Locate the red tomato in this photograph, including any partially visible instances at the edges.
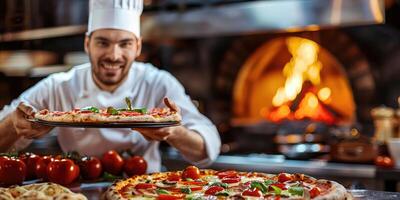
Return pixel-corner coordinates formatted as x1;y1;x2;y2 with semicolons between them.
25;154;43;180
180;181;207;186
167;173;181;182
157;194;182;200
79;156;103;180
47;159;80;185
190;186;203;191
242;188;262;197
375;156;394;168
135;183;156;190
0;156;26;186
101;150;124;175
181;166;200;180
277;173;292;182
217;170;238;179
309;187;321;198
205;186;224;195
123;156;147;177
221;176;241;184
35;156;55;180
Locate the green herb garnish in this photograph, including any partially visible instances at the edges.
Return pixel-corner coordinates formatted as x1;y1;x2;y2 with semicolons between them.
133;108;147;114
125;97;132;111
215;191;229;196
180;187;192;194
156;189;170;194
270;185;282;196
209;182;229;189
264;179;277;186
107;107;118;115
250;181;268;193
288;186;304;196
82;106;99;113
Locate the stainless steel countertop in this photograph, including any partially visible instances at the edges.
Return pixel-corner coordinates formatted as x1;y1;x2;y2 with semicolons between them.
164;152;376;179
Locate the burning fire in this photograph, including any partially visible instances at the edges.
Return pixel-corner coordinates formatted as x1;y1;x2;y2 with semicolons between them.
267;37;336;124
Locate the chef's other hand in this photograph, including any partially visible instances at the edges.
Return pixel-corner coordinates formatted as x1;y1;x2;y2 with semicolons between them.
10;102;53;139
133;126;184;142
163;97;179;112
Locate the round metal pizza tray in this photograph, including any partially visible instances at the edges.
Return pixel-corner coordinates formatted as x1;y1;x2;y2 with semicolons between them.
27;118;181;128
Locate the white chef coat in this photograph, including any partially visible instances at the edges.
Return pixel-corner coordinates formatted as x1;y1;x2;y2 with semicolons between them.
0;62;221;172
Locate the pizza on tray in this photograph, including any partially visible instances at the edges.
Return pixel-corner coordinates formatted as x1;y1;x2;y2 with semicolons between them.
0;182;87;200
104;166;351;200
34;98;181;123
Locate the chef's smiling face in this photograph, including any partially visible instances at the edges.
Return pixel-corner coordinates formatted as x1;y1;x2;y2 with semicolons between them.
85;29;141;91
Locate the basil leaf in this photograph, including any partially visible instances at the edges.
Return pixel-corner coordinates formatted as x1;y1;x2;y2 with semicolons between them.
215;191;229;196
185;196;204;200
125;97;132;111
210;182;229;189
156;189;170;194
270;185;282;196
288;186;304;196
180;187;192;194
107;107;118;115
102;172;122;181
264;180;277;186
82;106;99;113
250;181;268;193
133;108;147;114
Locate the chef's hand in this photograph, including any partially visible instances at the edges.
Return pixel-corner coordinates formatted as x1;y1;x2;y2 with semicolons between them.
133;97;180;141
10;102;53;139
133;126;184;141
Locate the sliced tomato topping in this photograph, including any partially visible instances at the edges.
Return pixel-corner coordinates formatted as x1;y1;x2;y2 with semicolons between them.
190;186;203;191
242;188;262;197
221;175;240;184
277;173;292;182
205;186;224;195
217;170;238;179
157;194;183;200
134;183;156;190
120;111;142;116
167;173;181;182
309;187;321;198
79;110;93;114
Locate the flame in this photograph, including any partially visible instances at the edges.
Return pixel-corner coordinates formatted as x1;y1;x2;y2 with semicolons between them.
267;37;336;124
272;37;321;107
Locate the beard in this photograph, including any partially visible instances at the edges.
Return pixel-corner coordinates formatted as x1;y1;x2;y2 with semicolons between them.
88;52;131;87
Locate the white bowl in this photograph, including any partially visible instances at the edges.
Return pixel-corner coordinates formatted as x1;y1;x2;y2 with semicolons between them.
388;138;400;168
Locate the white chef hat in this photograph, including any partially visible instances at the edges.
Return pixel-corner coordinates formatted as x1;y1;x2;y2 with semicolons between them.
87;0;143;38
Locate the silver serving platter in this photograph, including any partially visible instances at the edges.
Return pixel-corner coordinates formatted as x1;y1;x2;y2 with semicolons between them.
28;118;180;128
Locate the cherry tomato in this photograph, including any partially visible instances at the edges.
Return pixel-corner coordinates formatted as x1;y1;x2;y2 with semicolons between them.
205;186;224;195
221;175;241;184
25;154;44;180
101;150;124;175
242;188;262;197
181;166;200;180
375;156;394;168
123;156;147;177
135;183;156;190
35;156;55;180
47;159;80;185
277;173;292;182
157;194;182;200
309;187;321;198
217;170;238;179
167;173;181;182
79;156;103;180
0;156;26;186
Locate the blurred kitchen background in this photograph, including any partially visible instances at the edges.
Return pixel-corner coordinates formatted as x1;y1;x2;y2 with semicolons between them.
2;0;400;191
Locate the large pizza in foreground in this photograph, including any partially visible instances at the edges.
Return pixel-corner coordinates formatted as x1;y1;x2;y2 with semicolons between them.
104;166;351;200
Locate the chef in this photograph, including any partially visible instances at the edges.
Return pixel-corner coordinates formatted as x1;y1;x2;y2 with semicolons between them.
0;0;221;172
